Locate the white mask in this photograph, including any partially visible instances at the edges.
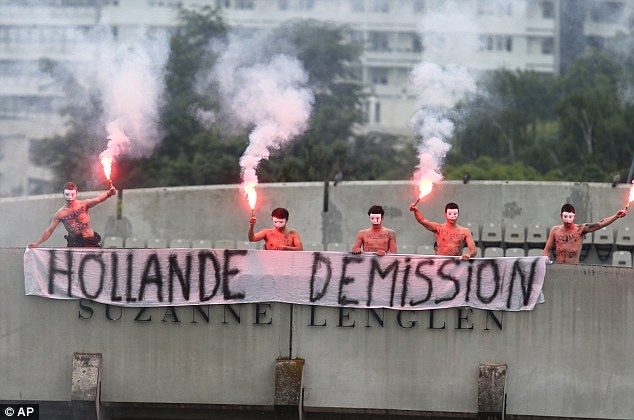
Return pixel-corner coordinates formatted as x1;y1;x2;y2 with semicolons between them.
63;189;77;202
561;212;575;224
445;209;459;222
272;217;287;229
369;213;382;225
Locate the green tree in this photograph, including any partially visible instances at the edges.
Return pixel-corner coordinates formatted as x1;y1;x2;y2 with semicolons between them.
556;47;633;181
123;6;244;188
256;21;419;183
30;59;107;190
451;69;559;166
258;20;367;182
32;6;241;190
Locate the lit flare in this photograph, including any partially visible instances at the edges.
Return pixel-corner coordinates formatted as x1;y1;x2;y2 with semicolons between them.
244;182;258;215
626;180;634;210
100;155;113;187
414;179;434;205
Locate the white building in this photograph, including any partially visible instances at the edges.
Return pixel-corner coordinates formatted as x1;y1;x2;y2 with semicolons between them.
0;0;632;196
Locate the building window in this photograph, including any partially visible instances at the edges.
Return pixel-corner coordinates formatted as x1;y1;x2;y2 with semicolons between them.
480;35;513;52
586;36;606;49
477;0;493;15
0;95;59;117
541;0;554;18
369;68;388;85
541;37;554;54
368;31;389;51
412;35;423;53
413;0;424;14
235;0;254;9
351;0;364;12
374;102;381;123
347;30;364;47
590;1;624;23
478;0;512;16
298;0;314;10
372;0;389;13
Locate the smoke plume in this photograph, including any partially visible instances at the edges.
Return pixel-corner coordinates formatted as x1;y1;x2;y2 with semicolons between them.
52;25;170;166
199;32;314;192
409;1;479;185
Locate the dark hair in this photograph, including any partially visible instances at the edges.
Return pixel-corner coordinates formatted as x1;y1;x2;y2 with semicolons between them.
445;202;459;212
63;182;77;191
271;207;289;220
367;205;385;216
561;204;575;214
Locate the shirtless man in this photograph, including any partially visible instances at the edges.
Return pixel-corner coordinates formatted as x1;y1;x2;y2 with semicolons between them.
409;202;477;260
248;207;303;251
543;204;627;264
352;205;397;256
29;181;117;248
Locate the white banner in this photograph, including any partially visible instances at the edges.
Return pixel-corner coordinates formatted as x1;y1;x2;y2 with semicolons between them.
24;248;546;311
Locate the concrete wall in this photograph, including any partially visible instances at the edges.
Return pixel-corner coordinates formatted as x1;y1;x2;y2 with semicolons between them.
1;247;634;419
3;180;633;250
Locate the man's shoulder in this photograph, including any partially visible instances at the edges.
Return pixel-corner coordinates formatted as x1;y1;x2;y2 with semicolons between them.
55;205;74;216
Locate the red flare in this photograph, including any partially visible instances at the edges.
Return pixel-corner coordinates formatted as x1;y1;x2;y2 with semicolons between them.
244;182;257;215
101;155;113;186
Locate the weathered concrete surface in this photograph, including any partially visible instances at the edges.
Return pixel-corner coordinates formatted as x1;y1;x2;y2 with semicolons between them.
71;352;102;420
71;353;102;401
275;358;305;420
477;363;506;415
274;359;305;406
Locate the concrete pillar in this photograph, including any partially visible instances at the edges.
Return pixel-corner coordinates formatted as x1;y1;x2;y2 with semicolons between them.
274;358;305;420
477;363;507;420
71;352;102;420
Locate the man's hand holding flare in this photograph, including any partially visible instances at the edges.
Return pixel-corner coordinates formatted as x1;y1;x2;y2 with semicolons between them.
249;215;257;226
106;185;117;198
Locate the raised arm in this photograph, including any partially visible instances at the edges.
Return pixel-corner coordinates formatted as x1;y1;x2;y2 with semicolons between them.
584;209;628;234
248;216;266;242
86;186;117;209
409;203;439;233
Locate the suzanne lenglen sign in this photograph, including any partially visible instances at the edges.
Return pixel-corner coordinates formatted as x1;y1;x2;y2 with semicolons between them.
24;248;546;315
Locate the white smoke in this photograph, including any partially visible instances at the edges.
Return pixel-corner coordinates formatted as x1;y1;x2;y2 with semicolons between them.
410;1;479;184
201;33;314;189
191;106;217;130
59;25;170;162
